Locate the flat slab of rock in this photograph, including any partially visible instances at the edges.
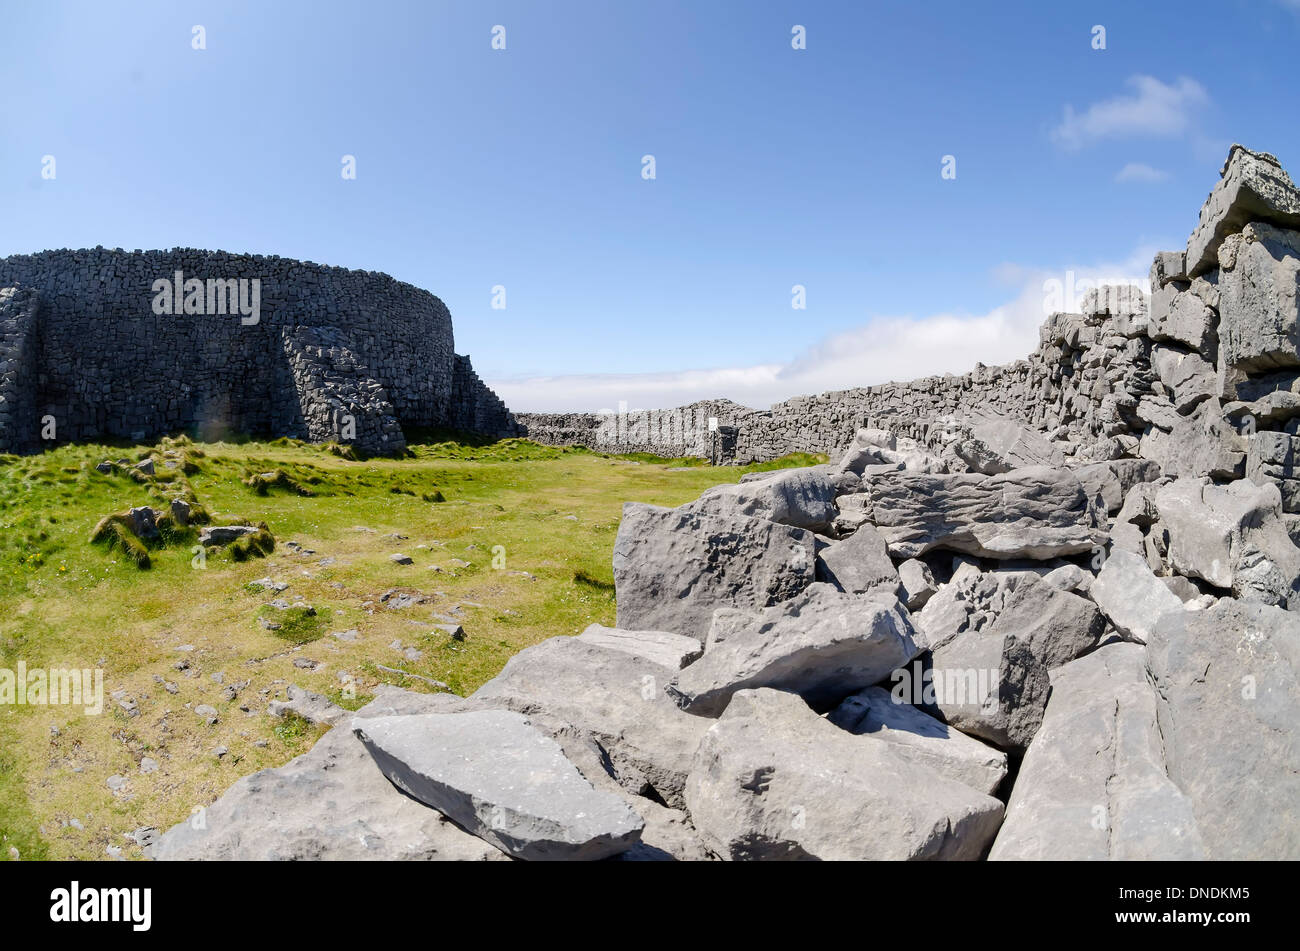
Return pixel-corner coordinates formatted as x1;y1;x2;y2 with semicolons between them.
1148;600;1300;859
685;689;1003;860
989;643;1204;860
467;636;711;808
897;558;937;609
353;709;644;861
503;727;708;862
152;687;505;860
966;410;1066;470
828;686;1007;795
198;524;258;546
613;502;816;639
866;466;1106;560
1089;548;1184;644
1186;144;1300;277
576;623;702;670
665;583;920;717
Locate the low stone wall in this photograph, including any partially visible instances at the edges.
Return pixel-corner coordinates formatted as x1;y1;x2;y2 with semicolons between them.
518;355;1088;466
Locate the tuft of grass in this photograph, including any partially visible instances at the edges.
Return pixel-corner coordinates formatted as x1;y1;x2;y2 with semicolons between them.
321;442;360;461
229;525;276;561
258;603;324;643
272;711;320;748
88;513;152;568
243;469;314;497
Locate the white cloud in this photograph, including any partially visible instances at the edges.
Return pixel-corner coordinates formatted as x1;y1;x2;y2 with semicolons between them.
1115;162;1169;184
489;245;1163;414
1051;75;1209;151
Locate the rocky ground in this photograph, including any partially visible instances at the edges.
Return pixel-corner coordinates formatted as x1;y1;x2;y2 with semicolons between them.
150;426;1299;860
152;143;1300;862
1;437;810;861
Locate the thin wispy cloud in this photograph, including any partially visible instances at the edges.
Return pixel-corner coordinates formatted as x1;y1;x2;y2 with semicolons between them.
491;245;1163;413
1115;162;1170;184
1051;75;1209;151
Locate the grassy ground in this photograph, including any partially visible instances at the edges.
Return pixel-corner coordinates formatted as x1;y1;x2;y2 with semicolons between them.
0;434;821;861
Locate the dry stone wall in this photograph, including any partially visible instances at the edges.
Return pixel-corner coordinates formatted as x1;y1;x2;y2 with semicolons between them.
0;285;41;451
0;247;519;454
520;145;1300;527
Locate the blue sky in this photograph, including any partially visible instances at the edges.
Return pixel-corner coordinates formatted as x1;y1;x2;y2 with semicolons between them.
2;0;1298;410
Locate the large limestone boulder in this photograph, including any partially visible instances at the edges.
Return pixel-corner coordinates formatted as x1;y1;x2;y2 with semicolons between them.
1110;481;1164;556
1186;144;1300;277
684;689;1003;860
1154;477;1300;606
665;583;920;717
927;577;1107;752
152;687;506;861
1151;344;1216;412
828;686;1007;795
1089;548;1185;644
612;502;816;639
1148;279;1217;355
1149;399;1247;480
467;636;710;808
1148;601;1300;858
989;643;1205;860
682;466;836;532
866;466;1106;560
897;557;938;609
1218;222;1300;374
1150;249;1188;289
815;523;900;596
353;710;644;861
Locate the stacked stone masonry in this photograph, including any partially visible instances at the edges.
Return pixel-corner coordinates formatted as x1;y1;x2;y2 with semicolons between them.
0;248;519;454
519;145;1300;517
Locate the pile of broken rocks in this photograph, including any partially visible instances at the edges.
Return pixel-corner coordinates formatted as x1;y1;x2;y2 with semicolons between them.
154;424;1300;861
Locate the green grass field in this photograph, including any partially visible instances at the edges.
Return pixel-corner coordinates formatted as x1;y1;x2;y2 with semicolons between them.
0;434;821;861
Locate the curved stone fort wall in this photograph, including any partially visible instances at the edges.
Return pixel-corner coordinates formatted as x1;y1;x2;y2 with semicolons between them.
0;248;517;453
